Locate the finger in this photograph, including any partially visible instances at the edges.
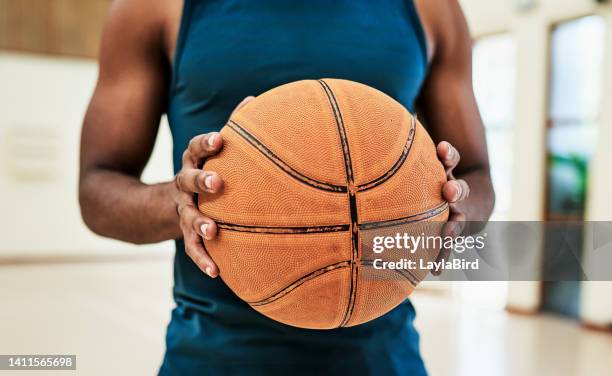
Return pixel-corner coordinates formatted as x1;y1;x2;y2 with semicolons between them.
456;180;470;202
176;191;195;217
192;217;218;241
176;169;223;194
231;96;255;117
444;216;466;237
179;203;219;242
450;210;473;234
187;132;224;160
442;179;470;203
432;247;450;276
183;231;219;278
433;222;455;276
442;180;461;203
182;149;196;169
433;219;465;276
437;141;460;173
179;203;199;232
179;206;219;277
448;211;467;227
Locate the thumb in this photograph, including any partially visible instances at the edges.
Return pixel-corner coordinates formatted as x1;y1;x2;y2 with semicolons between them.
231;96;255;117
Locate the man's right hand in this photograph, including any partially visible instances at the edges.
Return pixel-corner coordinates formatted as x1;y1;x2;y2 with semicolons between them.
173;97;253;278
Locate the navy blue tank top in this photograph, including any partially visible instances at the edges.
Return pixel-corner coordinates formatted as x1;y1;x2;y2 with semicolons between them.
162;1;429;374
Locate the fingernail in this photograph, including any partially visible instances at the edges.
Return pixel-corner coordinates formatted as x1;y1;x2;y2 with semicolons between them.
205;266;212;277
447;144;453;159
205;175;213;189
200;224;209;238
208;133;217;147
455;183;462;200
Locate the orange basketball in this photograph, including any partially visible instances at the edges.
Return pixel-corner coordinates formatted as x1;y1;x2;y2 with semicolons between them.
199;79;448;329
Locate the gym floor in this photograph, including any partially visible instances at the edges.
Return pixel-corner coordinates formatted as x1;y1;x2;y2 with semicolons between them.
1;258;609;376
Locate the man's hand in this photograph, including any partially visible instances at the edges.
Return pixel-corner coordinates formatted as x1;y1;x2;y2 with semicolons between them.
173;97;253;278
433;141;470;275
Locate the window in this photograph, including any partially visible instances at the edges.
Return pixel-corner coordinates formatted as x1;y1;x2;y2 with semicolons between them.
546;16;605;220
542;15;606;318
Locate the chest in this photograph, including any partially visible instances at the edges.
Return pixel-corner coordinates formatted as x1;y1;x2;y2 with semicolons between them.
170;0;428;113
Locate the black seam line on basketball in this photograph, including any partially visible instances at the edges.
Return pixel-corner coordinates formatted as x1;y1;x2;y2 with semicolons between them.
216;222;350;234
317;80;354;183
358;202;450;231
317;79;359;328
226;120;347;193
394;268;419;286
248;261;351;307
357;116;417;192
360;260;419;287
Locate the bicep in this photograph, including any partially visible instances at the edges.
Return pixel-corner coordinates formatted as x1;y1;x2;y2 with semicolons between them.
80;0;169;178
417;0;489;174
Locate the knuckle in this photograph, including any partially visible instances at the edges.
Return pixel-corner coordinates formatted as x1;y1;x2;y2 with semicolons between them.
178;191;191;202
462;187;470;200
177;195;192;210
455;181;463;197
179;205;195;225
191;252;205;269
175;172;186;191
183;242;194;257
179;213;190;228
191;250;206;266
188;136;200;150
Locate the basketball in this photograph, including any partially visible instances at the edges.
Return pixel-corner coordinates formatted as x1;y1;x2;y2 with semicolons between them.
198;79;449;329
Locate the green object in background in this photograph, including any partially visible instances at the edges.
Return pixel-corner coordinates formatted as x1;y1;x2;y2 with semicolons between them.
547;153;589;217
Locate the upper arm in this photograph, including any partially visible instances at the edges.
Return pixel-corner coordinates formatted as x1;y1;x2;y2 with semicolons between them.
80;0;169;179
416;0;490;174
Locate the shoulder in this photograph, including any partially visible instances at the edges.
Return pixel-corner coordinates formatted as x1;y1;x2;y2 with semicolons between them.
106;0;168;33
103;0;181;60
414;0;472;63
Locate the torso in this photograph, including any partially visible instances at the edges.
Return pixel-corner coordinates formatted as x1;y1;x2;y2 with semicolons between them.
159;0;435;373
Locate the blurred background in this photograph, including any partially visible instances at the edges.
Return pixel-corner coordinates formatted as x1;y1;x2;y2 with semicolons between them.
0;0;611;375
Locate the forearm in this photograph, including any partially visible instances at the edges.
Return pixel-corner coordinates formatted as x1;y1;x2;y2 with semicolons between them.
79;169;181;244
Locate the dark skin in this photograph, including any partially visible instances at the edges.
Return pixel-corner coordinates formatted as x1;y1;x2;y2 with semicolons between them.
79;0;494;278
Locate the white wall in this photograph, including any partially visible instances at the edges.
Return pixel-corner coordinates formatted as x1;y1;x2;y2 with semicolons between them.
0;52;175;258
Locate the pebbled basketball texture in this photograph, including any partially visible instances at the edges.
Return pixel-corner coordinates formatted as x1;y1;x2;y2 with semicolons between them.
198;79;449;329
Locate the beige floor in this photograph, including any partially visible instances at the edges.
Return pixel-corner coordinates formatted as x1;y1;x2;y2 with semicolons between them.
0;260;610;376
